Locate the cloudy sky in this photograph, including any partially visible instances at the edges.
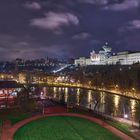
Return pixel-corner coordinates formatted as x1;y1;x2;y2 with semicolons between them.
0;0;140;60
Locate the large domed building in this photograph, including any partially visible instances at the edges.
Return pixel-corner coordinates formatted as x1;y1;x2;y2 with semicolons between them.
90;42;112;65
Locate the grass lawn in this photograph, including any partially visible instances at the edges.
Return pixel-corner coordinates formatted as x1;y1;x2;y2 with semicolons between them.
107;120;131;133
107;120;140;140
0;108;31;124
7;114;31;124
14;116;121;140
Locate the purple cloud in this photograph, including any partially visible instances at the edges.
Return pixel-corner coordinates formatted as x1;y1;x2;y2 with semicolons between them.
77;0;108;5
30;12;79;32
72;32;92;40
104;0;139;11
24;2;41;10
129;20;140;29
119;19;140;32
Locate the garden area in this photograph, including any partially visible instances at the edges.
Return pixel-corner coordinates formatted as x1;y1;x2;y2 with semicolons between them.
0;108;31;124
14;116;121;140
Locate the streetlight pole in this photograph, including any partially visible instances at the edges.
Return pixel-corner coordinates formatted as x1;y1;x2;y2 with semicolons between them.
132;88;136;98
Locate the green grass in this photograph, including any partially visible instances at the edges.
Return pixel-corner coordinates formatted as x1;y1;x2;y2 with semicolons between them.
69;108;139;139
107;121;140;140
107;120;130;133
7;114;30;124
0;108;31;124
107;120;140;140
14;116;121;140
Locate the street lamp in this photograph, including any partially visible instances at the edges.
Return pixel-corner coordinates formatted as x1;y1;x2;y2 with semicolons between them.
115;85;119;92
132;88;135;91
132;88;136;97
115;85;119;88
124;114;128;119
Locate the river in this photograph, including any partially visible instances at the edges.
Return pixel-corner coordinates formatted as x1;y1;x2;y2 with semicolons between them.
35;86;140;123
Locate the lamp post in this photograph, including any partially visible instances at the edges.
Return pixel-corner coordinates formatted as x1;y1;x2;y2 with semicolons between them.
115;84;119;91
132;88;136;98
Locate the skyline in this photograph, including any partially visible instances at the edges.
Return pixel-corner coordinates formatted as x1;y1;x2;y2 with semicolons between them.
0;0;140;60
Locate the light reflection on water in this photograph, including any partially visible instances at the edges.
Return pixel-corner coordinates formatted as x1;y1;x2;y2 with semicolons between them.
53;87;57;98
114;95;120;116
58;87;62;100
130;99;136;117
44;87;139;122
76;88;80;105
88;90;92;106
64;88;68;102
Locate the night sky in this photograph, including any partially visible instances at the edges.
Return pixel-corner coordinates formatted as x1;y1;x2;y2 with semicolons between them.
0;0;140;60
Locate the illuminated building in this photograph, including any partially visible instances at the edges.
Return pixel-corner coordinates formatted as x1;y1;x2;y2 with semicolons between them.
18;73;26;83
0;80;22;108
90;42;111;65
107;51;140;65
75;43;140;66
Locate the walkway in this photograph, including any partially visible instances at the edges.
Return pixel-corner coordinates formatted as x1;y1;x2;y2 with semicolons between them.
1;113;135;140
1;120;12;140
43;106;67;114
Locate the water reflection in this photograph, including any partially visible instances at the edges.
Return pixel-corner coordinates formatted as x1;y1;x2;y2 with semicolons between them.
76;88;80;105
114;95;120;116
130;99;136;118
88;90;92;107
53;87;57;98
64;88;68;102
41;87;140;122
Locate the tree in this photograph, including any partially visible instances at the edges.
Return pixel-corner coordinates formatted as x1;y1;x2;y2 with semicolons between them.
93;91;104;112
104;94;114;115
17;86;30;111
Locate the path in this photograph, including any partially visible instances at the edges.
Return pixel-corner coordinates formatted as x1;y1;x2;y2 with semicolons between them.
1;120;12;140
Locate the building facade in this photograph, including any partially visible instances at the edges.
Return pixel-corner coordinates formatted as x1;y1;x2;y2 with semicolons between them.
108;51;140;65
74;43;140;66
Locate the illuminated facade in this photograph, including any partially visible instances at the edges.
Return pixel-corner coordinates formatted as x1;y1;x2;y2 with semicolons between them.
75;43;140;66
90;42;111;65
107;51;140;65
75;43;111;66
74;57;92;66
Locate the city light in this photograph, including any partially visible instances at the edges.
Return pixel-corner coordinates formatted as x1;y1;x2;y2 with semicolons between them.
124;114;128;119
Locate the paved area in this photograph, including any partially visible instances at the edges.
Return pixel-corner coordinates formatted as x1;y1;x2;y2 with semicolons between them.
1;113;135;140
43;106;67;114
114;117;139;127
1;120;12;140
